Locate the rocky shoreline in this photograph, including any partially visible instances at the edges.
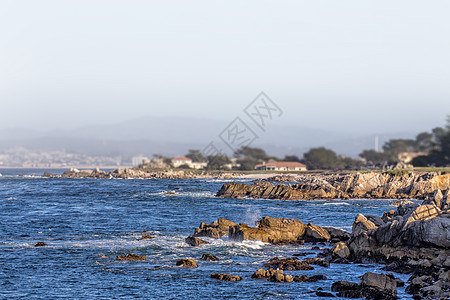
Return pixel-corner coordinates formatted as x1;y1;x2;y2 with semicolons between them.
217;171;450;200
44;167;243;179
186;188;449;299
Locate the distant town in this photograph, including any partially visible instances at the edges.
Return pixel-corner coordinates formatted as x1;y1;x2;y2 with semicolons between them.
0;117;448;170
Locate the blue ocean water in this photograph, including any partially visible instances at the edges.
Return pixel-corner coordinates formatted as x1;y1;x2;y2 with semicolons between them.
0;169;414;299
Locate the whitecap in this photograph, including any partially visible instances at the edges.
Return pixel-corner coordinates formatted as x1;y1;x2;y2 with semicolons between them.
323;202;351;206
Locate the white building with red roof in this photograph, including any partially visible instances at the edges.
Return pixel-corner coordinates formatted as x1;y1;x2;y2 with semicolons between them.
255;160;307;171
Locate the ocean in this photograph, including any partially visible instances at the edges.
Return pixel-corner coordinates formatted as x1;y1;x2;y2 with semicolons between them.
0;169;413;299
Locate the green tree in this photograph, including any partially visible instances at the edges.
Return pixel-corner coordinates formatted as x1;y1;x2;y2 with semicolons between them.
382;139;416;162
411;117;450;167
415;132;434;152
282;155;301;162
206;155;231;170
185;149;206;162
234;146;271;170
339;156;364;170
359;150;390;165
302;147;339;170
234;146;268;160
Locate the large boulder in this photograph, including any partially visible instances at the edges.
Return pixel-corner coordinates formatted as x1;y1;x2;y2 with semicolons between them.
229;216;307;244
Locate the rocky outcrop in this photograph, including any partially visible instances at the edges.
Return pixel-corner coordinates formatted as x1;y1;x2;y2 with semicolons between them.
193;216;344;245
210;273;242;281
343;189;450;299
348;191;450;252
34;242;47;247
216;172;450;200
116;253;146;261
185;236;208;246
193;218;238;238
176;258;198;267
406;270;450;299
58;167;243;180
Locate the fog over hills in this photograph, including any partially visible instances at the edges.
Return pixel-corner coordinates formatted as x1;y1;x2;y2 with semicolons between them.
0;116;417;161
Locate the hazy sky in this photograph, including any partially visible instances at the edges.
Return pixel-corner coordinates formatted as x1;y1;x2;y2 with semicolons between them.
1;0;449;134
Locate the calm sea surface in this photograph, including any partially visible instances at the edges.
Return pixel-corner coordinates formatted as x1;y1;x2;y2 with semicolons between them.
0;169;414;299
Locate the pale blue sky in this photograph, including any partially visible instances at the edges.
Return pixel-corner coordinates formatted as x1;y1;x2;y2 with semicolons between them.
1;0;449;134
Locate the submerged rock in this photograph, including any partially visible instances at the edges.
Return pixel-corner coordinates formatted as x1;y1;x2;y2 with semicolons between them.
263;257;313;271
201;253;219;261
211;273;242;281
139;232;155;240
116;253;146;261
185;236;208;246
176;258;198;267
294;274;327;282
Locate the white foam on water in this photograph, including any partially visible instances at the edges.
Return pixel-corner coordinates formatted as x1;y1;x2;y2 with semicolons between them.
174;191;214;198
243;207;261;226
323;202;351;206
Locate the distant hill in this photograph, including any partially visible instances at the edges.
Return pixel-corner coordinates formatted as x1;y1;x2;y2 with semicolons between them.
0;115;417;159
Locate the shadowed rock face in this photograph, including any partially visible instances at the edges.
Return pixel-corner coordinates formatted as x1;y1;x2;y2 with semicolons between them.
216;172;450;200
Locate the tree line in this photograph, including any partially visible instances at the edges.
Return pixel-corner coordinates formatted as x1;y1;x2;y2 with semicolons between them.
163;116;449;170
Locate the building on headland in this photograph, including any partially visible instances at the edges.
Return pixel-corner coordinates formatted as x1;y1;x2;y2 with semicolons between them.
397;152;427;164
255;160;307;171
172;156;207;169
